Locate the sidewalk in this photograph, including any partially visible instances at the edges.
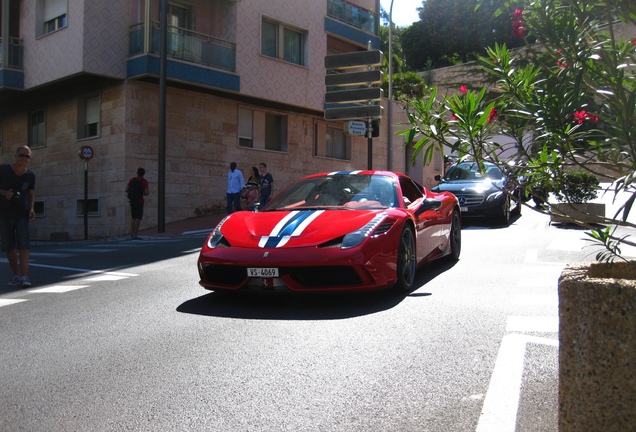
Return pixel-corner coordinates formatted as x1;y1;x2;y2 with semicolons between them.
136;211;225;239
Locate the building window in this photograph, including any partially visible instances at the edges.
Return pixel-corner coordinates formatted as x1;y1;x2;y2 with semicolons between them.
29;109;46;148
77;94;100;139
76;199;99;217
34;201;45;217
38;0;67;36
238;107;254;148
314;122;351;160
261;18;307;66
238;107;288;152
264;113;287;152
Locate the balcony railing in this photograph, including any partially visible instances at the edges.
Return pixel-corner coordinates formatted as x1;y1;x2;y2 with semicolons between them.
129;22;236;72
327;0;376;34
0;37;24;69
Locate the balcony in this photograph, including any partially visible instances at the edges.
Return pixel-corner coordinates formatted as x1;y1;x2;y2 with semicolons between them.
327;0;376;33
127;21;239;92
325;0;380;49
0;37;24;89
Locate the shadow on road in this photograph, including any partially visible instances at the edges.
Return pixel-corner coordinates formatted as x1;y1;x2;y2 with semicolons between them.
177;254;458;320
177;289;407;320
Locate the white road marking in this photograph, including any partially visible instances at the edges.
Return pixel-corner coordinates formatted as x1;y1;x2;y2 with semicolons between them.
30;252;75;258
506;316;559;333
513;294;558;306
85;275;129;282
29;285;90;293
0;299;27;308
476;333;558;432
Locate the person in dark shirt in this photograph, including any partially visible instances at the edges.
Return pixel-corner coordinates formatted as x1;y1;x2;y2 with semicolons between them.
0;146;36;287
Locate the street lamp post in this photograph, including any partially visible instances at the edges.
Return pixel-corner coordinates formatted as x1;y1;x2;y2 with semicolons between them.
387;0;394;171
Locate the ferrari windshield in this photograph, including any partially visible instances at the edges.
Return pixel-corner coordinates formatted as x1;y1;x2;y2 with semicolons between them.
265;174;398;210
444;162;504;181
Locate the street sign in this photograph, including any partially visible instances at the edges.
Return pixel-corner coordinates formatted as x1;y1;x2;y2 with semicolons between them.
79;145;94;161
325;70;383;87
344;120;367;135
324;50;383;70
325;87;383;104
324;105;383;121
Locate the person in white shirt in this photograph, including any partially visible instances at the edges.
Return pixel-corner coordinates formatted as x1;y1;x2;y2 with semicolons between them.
226;161;245;214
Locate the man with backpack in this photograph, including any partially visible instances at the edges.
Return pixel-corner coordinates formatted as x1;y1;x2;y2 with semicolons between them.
125;167;149;240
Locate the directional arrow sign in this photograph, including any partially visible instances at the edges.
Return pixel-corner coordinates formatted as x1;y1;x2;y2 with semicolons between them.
324;50;383;70
324;105;383;121
325;70;383;87
324;87;383;104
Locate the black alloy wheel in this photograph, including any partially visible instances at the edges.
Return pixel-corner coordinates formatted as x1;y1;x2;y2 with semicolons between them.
449;210;461;260
395;225;417;292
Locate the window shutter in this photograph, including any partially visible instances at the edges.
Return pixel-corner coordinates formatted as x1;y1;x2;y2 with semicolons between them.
44;0;66;21
85;96;100;125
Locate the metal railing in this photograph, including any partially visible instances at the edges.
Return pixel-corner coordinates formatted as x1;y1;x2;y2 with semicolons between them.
326;0;376;34
129;22;235;72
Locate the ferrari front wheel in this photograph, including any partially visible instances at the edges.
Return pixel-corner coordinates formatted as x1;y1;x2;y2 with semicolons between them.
395;225;416;292
449;209;461;261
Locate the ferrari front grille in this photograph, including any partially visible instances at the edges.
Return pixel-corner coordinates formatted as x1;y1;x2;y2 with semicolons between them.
284;266;362;287
201;264;245;285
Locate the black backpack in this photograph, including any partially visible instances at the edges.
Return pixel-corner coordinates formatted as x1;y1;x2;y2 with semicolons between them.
127;178;142;201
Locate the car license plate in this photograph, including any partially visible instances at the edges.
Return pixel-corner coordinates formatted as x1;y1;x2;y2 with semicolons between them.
460;206;468;212
248;267;279;277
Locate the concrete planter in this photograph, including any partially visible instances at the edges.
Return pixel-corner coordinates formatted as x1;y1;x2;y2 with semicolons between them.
550;202;606;224
558;261;636;431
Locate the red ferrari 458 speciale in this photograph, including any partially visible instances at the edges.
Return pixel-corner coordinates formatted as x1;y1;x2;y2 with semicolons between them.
198;170;461;293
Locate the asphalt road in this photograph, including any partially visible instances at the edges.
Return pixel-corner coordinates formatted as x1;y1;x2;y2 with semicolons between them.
0;206;620;432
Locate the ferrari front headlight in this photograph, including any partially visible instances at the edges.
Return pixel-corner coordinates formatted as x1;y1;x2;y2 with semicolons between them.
341;214;387;249
206;216;229;248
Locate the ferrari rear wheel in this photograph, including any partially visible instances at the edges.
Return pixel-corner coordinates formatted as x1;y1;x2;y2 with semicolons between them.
449;210;461;260
395;225;416;292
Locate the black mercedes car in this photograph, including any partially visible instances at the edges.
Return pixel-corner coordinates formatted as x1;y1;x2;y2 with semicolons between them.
432;161;521;225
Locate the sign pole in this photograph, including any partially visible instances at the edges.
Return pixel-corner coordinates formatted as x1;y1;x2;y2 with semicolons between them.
78;145;93;240
367;119;373;170
84;160;88;240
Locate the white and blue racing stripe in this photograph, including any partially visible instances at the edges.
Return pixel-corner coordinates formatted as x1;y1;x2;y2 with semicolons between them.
327;170;363;175
258;210;325;248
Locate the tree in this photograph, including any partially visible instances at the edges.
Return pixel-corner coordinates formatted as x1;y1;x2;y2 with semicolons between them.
400;0;525;70
401;0;636;261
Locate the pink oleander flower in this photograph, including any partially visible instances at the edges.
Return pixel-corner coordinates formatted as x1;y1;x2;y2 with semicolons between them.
573;110;599;124
558;60;567;69
512;8;525;38
487;107;498;123
451;113;458;121
460;85;468;94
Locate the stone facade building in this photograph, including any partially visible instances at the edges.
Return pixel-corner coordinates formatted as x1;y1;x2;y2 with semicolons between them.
0;0;438;241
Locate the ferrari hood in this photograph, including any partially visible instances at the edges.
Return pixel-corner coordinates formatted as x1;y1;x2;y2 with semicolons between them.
219;209;384;248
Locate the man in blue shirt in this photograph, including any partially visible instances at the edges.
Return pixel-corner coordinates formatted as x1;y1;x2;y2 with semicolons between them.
226;162;245;214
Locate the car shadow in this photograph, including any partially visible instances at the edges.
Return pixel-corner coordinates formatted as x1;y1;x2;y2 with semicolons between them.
177;256;458;320
176;289;407;320
461;212;522;229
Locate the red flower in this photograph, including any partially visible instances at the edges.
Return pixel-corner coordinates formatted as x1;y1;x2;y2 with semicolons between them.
487;107;498;123
451;113;458;121
460;85;468;94
557;60;567;69
573;110;599;124
512;8;525;38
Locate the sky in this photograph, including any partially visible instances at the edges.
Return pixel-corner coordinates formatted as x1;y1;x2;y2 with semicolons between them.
380;0;421;27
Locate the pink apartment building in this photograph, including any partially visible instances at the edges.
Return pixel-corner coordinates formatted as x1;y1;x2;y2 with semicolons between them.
0;0;439;240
